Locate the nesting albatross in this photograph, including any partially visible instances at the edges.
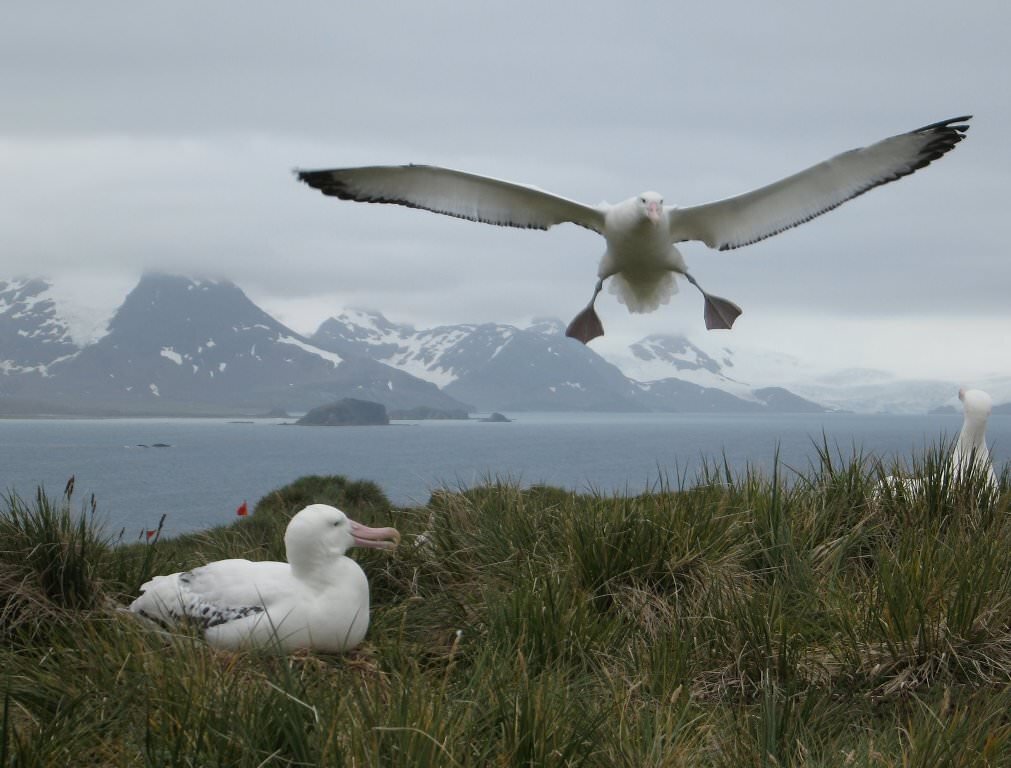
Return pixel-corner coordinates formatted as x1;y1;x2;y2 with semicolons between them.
878;388;998;497
129;504;400;652
951;387;998;489
296;116;970;343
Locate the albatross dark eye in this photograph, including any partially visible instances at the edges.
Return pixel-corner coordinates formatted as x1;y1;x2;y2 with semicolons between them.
333;519;342;527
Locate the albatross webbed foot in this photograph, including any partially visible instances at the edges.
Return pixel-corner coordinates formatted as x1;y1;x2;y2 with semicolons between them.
566;304;605;344
702;293;743;330
680;270;742;330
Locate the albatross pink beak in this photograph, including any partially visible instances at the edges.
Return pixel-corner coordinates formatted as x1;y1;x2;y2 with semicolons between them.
350;519;401;551
646;201;662;224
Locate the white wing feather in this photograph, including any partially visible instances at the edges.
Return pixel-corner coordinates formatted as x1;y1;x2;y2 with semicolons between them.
297;164;607;234
669;116;970;251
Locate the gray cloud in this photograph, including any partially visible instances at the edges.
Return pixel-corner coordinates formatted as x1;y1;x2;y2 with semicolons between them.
2;0;1008;379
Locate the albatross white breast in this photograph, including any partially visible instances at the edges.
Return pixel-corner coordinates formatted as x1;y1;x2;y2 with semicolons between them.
952;387;998;488
129;504;400;652
879;387;998;496
296;116;970;344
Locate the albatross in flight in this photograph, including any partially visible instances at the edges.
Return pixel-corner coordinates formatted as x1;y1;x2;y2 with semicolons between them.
296;116;970;344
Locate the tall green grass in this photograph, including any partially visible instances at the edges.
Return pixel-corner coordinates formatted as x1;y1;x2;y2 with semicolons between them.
2;445;1009;766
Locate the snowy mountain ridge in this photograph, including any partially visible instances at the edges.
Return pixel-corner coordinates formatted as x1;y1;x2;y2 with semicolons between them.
5;273;1003;414
0;274;467;416
0;277;83;374
310;308;827;413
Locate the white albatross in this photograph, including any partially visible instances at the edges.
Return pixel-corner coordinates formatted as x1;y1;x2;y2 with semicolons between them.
880;388;998;496
296;116;970;344
951;387;998;488
129;504;400;652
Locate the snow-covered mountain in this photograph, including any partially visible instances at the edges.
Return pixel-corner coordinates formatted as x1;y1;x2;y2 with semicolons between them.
786;374;960;415
600;331;819;394
607;334;755;400
595;333;1011;414
8;272;991;415
0;275;469;416
312;309;472;388
311;310;646;411
0;278;90;374
309;309;827;413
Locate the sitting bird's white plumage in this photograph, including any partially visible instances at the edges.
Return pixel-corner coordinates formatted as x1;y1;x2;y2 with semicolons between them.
296;116;970;344
952;387;997;488
129;504;400;652
879;387;998;496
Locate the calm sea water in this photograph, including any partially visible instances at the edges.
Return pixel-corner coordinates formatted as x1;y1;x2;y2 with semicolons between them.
1;412;1007;537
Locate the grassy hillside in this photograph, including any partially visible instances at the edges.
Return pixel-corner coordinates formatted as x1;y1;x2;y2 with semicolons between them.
2;447;1010;766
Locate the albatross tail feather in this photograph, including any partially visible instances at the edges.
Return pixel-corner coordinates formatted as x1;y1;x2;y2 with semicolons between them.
608;271;677;313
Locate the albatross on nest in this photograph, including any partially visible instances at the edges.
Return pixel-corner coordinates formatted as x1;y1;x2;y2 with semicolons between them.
879;387;998;497
952;387;998;488
296;116;970;343
129;504;400;652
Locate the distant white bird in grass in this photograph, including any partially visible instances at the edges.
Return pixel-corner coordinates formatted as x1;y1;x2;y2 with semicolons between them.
951;388;998;488
880;388;998;496
129;504;400;652
296;116;970;344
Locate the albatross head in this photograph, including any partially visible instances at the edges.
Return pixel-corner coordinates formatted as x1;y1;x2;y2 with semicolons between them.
959;387;992;426
638;192;664;225
285;504;400;566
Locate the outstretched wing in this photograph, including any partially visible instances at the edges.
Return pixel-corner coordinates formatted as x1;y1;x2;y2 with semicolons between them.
669;116;970;251
296;164;607;234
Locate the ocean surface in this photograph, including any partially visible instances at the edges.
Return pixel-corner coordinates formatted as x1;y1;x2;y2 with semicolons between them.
1;412;1007;538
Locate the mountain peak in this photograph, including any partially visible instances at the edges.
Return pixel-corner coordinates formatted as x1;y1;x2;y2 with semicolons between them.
330;307;414;336
2;273;837;415
1;275;126;351
133;272;240;295
1;273;474;416
109;273;266;341
627;333;724;376
525;317;567;336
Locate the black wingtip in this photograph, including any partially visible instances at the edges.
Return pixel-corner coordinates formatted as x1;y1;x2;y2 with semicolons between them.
912;115;972;141
293;168;356;199
901;115;972;175
914;115;972;133
295;168;327;186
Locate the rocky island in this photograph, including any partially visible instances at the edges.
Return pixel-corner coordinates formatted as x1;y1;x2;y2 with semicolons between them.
480;412;512;423
295;398;389;426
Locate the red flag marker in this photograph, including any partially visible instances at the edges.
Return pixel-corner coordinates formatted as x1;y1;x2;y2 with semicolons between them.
236;500;249;517
145;529;157;540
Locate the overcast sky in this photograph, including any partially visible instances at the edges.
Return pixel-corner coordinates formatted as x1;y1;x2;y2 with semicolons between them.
2;1;1008;382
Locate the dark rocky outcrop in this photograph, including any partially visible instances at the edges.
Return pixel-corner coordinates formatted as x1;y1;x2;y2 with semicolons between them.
481;412;512;422
296;398;389;426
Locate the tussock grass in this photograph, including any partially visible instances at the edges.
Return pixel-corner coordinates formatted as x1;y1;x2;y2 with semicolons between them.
2;445;1011;766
